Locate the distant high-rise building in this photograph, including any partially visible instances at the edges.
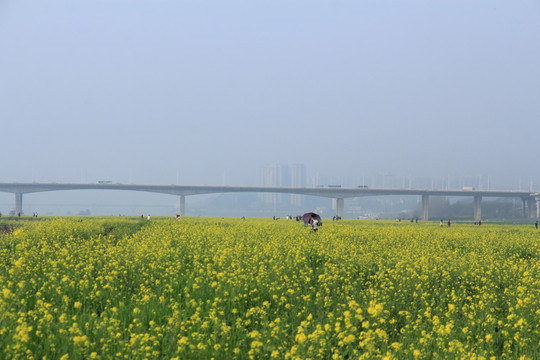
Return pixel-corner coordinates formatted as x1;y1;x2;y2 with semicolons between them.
289;164;306;206
260;164;306;207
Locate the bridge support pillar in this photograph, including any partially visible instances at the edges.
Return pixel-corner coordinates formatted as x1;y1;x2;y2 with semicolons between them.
179;195;185;216
15;193;23;215
474;196;482;221
336;198;344;218
536;196;540;219
421;195;429;221
527;199;536;218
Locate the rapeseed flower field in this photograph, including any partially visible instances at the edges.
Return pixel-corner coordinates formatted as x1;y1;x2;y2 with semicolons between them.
0;217;539;359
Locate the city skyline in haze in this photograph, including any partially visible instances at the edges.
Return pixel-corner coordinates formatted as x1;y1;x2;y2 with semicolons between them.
1;161;537;192
1;163;539;217
0;170;536;218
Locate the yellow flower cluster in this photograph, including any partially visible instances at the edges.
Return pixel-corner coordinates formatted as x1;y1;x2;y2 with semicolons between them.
0;217;538;359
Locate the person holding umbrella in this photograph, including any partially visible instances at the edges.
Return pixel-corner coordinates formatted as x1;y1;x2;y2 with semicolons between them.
302;212;322;231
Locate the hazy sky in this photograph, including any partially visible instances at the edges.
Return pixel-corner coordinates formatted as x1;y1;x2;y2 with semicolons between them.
1;0;539;189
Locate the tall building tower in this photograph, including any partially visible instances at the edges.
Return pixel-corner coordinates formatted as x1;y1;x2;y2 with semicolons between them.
289;164;306;206
260;164;306;207
261;164;284;206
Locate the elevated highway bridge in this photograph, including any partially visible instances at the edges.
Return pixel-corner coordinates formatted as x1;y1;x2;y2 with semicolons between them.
0;182;538;220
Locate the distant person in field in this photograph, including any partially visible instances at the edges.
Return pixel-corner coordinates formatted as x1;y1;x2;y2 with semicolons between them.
311;218;319;231
447;220;451;227
536;221;538;229
440;220;443;227
147;215;151;220
309;214;319;231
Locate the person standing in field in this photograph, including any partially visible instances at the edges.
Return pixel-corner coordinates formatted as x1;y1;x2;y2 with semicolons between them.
311;218;319;231
307;214;319;231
